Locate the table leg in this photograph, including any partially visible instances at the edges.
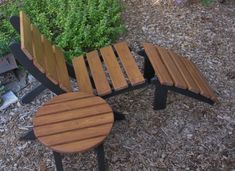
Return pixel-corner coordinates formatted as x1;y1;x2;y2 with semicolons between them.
96;143;106;171
53;151;64;171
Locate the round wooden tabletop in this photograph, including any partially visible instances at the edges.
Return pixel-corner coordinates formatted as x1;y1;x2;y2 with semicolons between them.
33;92;114;153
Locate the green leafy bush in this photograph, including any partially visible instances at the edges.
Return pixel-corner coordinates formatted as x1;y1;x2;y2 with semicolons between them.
0;0;124;62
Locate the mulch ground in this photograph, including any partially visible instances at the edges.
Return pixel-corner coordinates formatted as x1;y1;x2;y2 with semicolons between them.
0;0;234;170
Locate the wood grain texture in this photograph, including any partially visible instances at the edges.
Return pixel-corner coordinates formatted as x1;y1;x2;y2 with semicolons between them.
41;36;58;84
168;51;200;94
181;58;212;98
156;46;187;89
143;43;173;86
86;51;111;96
114;42;145;86
44;92;93;105
20;11;34;60
72;56;94;95
36;96;107;116
100;46;128;90
185;60;217;101
33;92;114;153
53;46;72;92
31;24;45;72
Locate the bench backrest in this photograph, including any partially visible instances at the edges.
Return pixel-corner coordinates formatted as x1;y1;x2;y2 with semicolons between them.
20;11;72;92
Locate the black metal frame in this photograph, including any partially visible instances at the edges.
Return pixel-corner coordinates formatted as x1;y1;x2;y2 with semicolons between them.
138;49;215;110
52;143;106;171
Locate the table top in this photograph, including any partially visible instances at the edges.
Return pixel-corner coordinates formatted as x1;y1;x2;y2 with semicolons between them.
33;92;114;153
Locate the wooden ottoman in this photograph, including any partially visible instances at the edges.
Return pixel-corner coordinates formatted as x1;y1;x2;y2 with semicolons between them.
33;92;114;171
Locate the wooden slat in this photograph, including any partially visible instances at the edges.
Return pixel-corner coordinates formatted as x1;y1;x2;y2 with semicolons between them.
34;113;113;137
86;51;111;96
45;92;93;105
42;36;58;84
34;104;112;126
156;46;187;89
36;97;106;116
33;92;114;154
53;46;72;92
20;11;33;60
51;136;106;153
168;51;200;94
143;43;173;86
38;124;112;146
100;46;128;90
31;24;45;72
72;56;94;94
186;60;217;101
114;42;145;86
181;58;212;98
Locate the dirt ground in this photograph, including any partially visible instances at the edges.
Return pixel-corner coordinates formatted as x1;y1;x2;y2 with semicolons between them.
0;0;234;170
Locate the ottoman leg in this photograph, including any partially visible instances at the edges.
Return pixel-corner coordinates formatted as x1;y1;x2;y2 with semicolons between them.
154;84;168;110
113;111;126;121
53;151;64;171
96;143;106;171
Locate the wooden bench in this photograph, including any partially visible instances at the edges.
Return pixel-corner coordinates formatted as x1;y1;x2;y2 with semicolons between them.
33;92;114;171
9;12;217;111
10;12;145;98
139;43;218;109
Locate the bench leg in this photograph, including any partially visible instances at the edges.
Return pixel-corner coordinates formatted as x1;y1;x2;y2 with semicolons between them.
19;129;36;141
53;151;64;171
154;85;168;110
96;143;106;171
113;111;126;121
138;49;155;83
22;84;46;104
144;55;155;83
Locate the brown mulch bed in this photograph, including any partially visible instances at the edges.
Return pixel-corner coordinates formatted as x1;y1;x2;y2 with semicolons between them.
0;0;234;170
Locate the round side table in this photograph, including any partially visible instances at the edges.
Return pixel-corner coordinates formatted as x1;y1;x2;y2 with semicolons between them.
33;92;114;171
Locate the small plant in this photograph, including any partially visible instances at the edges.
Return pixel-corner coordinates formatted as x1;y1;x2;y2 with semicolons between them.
0;0;124;62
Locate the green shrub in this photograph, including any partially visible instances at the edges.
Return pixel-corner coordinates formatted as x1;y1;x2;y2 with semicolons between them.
0;0;124;62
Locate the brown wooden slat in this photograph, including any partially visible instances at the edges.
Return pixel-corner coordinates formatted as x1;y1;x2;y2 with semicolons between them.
38;124;112;146
42;36;58;84
168;51;200;94
31;24;45;73
37;97;106;116
72;56;94;94
45;92;93;105
20;11;33;60
100;46;128;90
34;113;113;137
53;46;72;92
181;58;212;98
34;104;112;126
114;42;145;86
86;51;111;96
143;43;173;86
51;136;106;153
187;60;217;101
156;46;187;89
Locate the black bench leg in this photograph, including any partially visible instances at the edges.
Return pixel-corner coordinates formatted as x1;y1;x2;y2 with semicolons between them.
113;111;126;121
53;151;64;171
138;49;155;83
154;84;168;110
96;143;106;171
22;84;46;104
19;129;36;141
